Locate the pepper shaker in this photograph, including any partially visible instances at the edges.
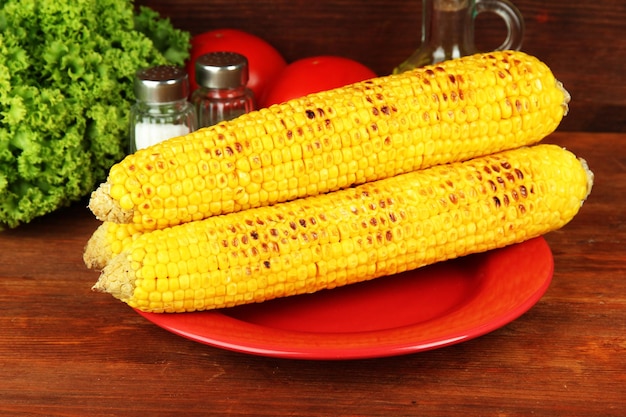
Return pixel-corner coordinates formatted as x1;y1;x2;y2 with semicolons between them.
191;51;256;128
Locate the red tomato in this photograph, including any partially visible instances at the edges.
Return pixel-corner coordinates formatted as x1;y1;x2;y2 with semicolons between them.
260;56;377;107
187;29;287;101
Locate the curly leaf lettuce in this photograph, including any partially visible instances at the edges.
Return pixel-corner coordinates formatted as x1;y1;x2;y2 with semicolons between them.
0;0;190;228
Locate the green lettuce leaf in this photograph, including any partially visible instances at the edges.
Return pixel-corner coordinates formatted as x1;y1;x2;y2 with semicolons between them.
0;0;190;228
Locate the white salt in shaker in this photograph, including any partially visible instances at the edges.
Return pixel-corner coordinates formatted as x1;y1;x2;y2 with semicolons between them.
130;65;197;152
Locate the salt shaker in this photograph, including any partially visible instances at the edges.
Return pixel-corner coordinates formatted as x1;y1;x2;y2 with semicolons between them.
191;51;255;128
130;65;197;152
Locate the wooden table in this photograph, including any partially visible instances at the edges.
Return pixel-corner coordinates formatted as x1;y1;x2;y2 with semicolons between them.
1;132;623;416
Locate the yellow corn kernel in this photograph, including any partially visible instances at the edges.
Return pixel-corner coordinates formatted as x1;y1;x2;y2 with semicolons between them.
88;51;570;229
92;144;592;313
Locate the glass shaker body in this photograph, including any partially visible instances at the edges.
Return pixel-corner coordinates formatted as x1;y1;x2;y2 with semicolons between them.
193;85;255;128
191;52;255;128
130;65;197;153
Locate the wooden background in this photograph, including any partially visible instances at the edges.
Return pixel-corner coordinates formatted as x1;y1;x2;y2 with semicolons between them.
137;0;626;133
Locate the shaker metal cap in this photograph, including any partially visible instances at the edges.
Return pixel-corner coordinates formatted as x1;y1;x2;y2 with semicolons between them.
195;51;250;89
134;65;190;103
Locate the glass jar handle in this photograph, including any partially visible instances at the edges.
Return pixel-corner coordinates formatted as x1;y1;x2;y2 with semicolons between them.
474;0;525;51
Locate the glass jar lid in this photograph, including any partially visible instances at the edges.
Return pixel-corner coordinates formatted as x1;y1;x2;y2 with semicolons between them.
195;52;250;90
134;65;190;103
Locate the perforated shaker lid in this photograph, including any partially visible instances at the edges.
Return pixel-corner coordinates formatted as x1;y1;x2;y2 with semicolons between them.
195;51;250;89
134;65;190;103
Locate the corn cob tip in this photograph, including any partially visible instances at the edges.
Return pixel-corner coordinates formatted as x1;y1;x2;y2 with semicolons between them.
92;253;134;301
88;183;132;224
83;223;113;270
579;156;594;202
557;80;571;116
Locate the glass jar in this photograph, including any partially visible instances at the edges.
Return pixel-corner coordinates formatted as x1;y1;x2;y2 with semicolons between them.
129;65;197;152
191;51;256;128
394;0;524;73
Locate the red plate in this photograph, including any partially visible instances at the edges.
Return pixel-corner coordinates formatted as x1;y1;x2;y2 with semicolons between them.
136;237;553;360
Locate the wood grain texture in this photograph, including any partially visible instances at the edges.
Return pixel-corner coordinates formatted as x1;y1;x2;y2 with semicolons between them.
135;0;626;132
0;132;624;416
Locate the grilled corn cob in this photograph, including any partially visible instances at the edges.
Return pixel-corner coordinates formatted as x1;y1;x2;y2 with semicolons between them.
91;144;593;313
88;51;570;231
